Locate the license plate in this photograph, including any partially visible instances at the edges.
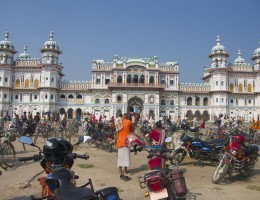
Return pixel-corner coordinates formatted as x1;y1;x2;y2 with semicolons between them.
149;188;168;200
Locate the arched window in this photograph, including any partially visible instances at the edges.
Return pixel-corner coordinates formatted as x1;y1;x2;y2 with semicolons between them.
216;81;218;86
195;97;200;106
230;83;234;93
149;76;154;84
15;79;20;88
68;94;74;99
133;74;138;83
117;75;122;83
15;94;18;99
239;83;243;92
161;99;166;105
76;94;82;99
25;79;30;88
140;75;145;83
34;79;39;88
203;97;208;106
170;100;174;105
248;84;252;92
60;94;65;98
221;81;224;86
230;99;234;103
105;99;109;104
127;74;132;83
95;98;100;104
248;99;252;104
149;96;155;103
117;95;122;103
187;97;192;106
45;94;48;99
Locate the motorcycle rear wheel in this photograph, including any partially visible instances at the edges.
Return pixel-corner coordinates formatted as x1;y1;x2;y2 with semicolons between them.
212;159;229;184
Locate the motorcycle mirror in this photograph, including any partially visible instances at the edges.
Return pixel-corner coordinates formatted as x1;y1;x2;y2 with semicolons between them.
165;137;172;143
19;136;33;145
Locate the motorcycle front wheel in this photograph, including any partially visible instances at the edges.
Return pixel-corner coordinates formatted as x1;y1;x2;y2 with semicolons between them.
170;149;187;165
212;159;229;184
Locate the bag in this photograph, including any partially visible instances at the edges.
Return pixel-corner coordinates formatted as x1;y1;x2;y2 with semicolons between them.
171;170;187;197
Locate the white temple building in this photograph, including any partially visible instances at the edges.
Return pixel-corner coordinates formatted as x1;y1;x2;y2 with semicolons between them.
0;31;260;122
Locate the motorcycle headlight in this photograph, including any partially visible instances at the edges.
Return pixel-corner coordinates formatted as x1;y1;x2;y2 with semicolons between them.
229;149;237;156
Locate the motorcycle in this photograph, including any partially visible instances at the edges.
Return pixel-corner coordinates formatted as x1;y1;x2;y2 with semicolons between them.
137;137;187;200
18;136;120;200
171;132;229;166
212;134;259;184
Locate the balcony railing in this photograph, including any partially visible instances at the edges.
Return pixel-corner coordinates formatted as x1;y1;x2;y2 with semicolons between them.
59;99;84;104
108;82;165;89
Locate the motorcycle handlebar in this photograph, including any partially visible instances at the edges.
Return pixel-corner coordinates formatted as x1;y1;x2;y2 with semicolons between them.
19;154;42;162
71;153;89;160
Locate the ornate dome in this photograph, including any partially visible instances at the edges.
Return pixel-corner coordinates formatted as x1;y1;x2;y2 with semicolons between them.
234;50;245;64
253;40;260;56
211;36;226;52
18;45;31;59
42;31;60;50
0;31;16;51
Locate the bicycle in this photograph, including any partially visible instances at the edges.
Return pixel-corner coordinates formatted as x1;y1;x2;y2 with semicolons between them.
34;123;55;144
0;128;16;168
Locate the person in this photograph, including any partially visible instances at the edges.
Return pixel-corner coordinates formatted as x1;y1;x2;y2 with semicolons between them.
251;117;255;129
200;118;205;129
149;121;166;146
176;116;181;127
192;117;197;127
116;113;134;175
34;112;41;123
256;117;260;130
220;114;225;127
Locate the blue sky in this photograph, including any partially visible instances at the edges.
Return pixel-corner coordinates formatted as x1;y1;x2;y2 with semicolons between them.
1;0;260;83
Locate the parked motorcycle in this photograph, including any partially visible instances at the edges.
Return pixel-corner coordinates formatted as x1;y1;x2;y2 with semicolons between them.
212;134;259;184
171;132;229;166
18;136;120;200
137;137;187;200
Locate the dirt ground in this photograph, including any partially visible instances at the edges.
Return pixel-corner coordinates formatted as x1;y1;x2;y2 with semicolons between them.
0;129;260;200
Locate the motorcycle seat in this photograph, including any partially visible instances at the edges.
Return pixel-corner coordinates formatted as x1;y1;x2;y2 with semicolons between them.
203;139;228;148
244;145;259;156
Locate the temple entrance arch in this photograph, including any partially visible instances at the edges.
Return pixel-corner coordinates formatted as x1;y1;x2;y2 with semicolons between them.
127;96;143;115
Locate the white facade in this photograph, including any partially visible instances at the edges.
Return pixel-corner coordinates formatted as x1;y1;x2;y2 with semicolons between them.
0;32;260;122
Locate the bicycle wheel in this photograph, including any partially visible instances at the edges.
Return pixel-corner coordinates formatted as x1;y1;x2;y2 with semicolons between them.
103;140;112;152
34;130;40;144
1;141;16;168
88;138;96;148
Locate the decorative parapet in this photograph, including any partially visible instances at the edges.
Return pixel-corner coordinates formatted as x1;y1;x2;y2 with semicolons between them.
230;64;253;72
180;83;210;92
91;55;178;72
15;58;41;66
59;80;92;90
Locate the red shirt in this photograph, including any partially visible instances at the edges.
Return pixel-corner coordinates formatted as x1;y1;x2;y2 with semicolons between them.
149;129;160;142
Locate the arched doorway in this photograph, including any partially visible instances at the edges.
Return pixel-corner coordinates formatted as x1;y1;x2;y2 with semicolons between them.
68;108;73;119
194;110;201;120
116;109;122;118
76;108;82;123
149;110;155;120
186;110;193;120
203;110;210;121
60;108;65;115
128;96;143;115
